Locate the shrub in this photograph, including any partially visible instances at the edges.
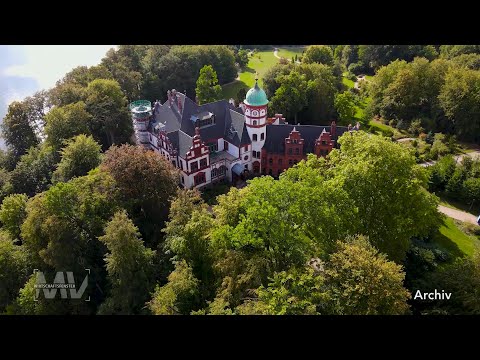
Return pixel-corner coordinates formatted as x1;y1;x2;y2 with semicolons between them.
348;61;367;75
346;72;357;82
389;119;397;127
408;119;425;136
397;120;408;130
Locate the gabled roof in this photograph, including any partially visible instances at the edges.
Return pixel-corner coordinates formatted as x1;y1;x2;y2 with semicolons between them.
154;92;247;148
263;124;348;155
166;130;192;158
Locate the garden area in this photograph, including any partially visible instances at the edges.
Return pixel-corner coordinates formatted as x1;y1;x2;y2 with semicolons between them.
222;47;304;101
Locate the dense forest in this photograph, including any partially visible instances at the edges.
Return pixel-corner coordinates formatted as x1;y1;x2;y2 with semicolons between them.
1;45;480;315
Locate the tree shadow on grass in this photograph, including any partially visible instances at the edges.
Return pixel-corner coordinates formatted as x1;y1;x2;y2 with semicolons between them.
431;229;466;260
243;66;256;74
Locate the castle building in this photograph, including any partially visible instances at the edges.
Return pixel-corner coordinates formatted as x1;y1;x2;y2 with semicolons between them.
129;80;353;189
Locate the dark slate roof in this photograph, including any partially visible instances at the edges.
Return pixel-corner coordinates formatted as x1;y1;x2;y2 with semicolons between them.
263;124;349;155
228;109;251;146
152;91;349;156
166;130;193;158
155;92;248;147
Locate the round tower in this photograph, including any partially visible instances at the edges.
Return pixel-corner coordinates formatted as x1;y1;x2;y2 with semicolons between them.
244;75;269;155
129;100;152;149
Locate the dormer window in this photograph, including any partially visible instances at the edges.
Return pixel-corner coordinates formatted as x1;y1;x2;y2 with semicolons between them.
190;112;215;128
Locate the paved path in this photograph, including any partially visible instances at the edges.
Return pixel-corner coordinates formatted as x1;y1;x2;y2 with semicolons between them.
396;137;416;143
419;150;480;167
438;205;478;225
354;75;370;89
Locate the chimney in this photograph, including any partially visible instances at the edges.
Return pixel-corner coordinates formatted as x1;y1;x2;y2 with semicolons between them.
167;90;172;106
331;120;337;137
177;95;182;113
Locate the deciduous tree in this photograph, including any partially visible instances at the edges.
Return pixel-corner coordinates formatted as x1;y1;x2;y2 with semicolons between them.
52;135;102;183
195;65;223;104
98;210;155;314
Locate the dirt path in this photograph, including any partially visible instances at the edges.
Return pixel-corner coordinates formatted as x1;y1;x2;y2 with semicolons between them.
438;205;478;225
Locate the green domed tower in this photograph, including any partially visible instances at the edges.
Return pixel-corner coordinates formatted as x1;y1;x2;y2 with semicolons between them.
243;74;269;173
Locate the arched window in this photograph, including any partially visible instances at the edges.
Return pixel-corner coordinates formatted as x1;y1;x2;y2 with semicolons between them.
253;120;257;126
211;168;218;178
219;165;227;175
253;134;258;141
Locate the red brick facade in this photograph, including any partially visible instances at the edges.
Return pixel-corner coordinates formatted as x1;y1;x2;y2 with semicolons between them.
261;126;336;177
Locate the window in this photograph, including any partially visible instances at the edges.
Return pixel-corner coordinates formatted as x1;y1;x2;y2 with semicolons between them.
278;158;283;165
253;134;257;141
197;115;215;128
269;158;273;164
293;139;297;144
289;159;293;165
278;169;282;176
194;172;206;186
211;168;218;178
295;148;299;155
244;145;248;151
224;141;229;150
172;160;176;167
181;176;184;184
179;161;184;170
191;161;198;172
208;142;218;153
200;158;207;168
288;148;292;155
219;165;227;176
261;133;265;140
322;140;327;145
253;120;257;126
244;155;249;161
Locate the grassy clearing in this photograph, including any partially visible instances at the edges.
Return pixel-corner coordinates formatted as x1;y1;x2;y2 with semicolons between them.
368;119;394;132
222;49;279;100
342;77;355;89
433;217;480;258
277;46;306;59
222;80;249;101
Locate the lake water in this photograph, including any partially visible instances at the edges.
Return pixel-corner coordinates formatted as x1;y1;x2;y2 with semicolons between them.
0;45;115;149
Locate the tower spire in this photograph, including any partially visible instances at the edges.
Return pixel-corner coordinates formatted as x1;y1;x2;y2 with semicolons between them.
254;72;259;89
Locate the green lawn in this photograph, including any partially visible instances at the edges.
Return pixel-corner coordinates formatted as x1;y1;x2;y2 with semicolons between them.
222;49;279;100
277;46;306;60
342;77;355;89
368;119;394;133
433;217;480;258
